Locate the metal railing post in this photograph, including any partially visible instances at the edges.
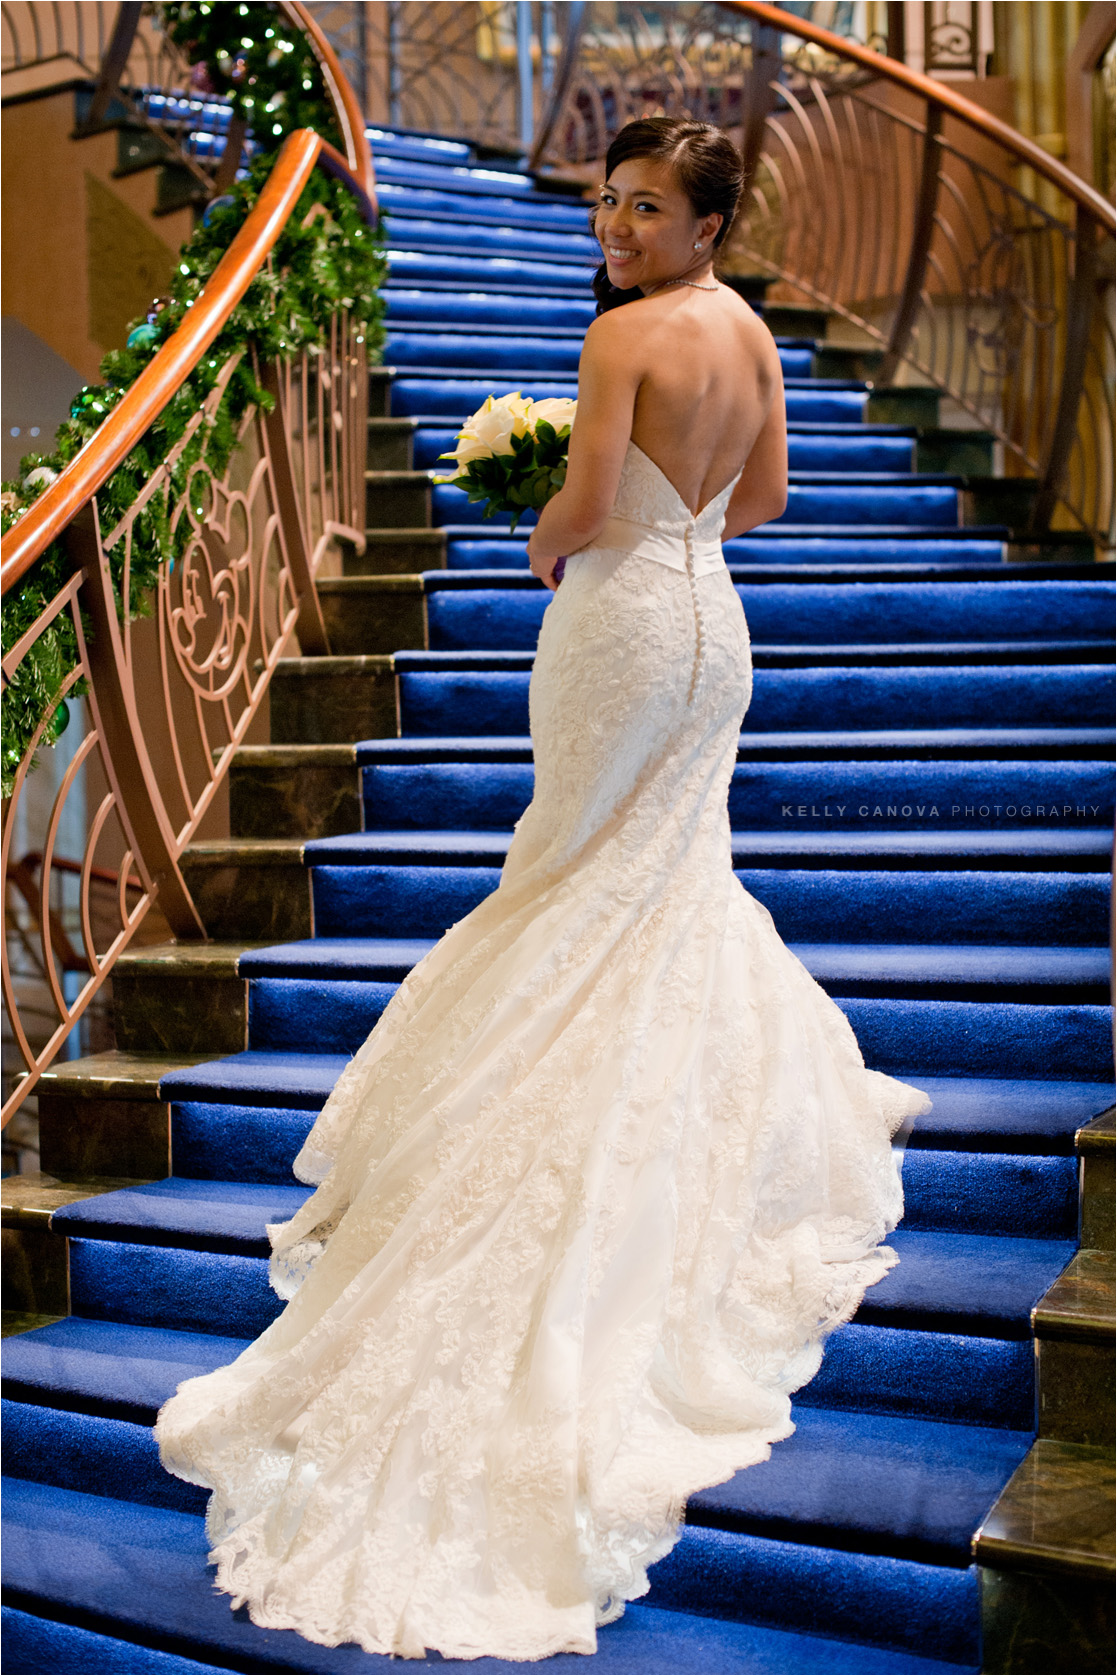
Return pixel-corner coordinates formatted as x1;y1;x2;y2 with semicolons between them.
68;506;207;941
1028;203;1102;536
387;0;401;127
740;20;782;191
259;362;332;657
876;103;943;386
540;0;556;94
527;0;586;171
516;0;534;153
83;0;143;129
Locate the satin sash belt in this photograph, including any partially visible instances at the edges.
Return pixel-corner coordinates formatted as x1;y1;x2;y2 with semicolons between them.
594;513;726;576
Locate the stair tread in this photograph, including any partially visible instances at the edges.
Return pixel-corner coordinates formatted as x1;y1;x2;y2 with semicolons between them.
0;1479;980;1674
974;1438;1115;1576
1;1318;249;1418
308;828;1115;866
44;1175;1076;1336
52;1178;312;1251
438;522;1012;540
158;1054;1114;1150
1033;1249;1115;1339
230;935;1110;992
1;1341;1028;1567
351;729;1115;764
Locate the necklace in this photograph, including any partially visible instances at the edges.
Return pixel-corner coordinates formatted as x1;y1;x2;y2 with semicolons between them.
650;278;719;294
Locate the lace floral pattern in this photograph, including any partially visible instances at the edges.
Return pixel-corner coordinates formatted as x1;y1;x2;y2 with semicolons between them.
156;440;932;1661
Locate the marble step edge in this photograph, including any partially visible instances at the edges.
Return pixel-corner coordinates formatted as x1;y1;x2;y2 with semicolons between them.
1077;1106;1115;1155
1031;1249;1115;1344
1077;1107;1115;1253
973;1437;1115;1581
5;1054;231;1213
2;1171;157;1231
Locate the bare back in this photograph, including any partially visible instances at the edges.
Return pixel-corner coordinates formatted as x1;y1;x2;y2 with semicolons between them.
531;279;788;580
625;285;780;517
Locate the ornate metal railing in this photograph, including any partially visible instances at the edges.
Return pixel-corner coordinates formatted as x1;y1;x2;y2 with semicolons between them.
526;0;1115;552
2;4;375;1121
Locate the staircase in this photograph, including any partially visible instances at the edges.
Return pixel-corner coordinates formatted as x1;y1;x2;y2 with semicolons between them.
3;121;1115;1674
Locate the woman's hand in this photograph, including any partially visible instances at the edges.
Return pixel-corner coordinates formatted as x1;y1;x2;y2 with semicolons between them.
527;532;563;591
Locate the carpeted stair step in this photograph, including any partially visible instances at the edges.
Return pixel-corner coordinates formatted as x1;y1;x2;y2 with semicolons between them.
156;993;1114;1089
38;1142;1077;1245
0;1391;1030;1573
418;577;1113;648
386;287;599;332
5;1210;1076;1411
367;127;473;163
315;826;1114;873
221;728;1116;846
385;244;597;291
435;533;1114;573
384;326;818;378
377;181;595;231
31;1217;1077;1367
4;1295;1038;1435
306;856;1109;946
160;1078;1115;1187
234;947;1108;1044
390;372;871;422
396;659;1116;735
358;758;1113;833
381;208;601;260
0;1481;984;1672
373;158;571;201
432;478;967;526
410;416;919;472
359;727;1117;762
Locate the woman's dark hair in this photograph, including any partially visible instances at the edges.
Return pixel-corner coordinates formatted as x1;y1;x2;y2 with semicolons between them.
587;117;745;314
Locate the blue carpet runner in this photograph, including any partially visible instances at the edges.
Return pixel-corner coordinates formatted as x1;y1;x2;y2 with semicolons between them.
4;119;1115;1675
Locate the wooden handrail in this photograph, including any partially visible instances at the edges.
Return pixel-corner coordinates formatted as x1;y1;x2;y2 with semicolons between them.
722;0;1116;234
279;0;375;205
0;131;372;596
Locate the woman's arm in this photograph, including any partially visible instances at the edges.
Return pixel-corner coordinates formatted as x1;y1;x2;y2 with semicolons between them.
527;312;642;589
722;374;788;540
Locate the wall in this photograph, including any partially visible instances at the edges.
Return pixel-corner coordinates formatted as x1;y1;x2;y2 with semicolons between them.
0;86;193;386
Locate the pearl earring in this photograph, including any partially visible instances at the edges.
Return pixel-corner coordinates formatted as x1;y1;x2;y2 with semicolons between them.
694;242;702;250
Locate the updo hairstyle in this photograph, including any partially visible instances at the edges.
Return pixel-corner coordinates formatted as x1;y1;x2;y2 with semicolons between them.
587;116;744;314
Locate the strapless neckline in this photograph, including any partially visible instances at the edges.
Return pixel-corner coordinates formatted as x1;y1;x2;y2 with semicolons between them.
627;440;744;524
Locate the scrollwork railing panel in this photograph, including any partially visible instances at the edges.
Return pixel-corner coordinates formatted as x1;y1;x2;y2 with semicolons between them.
2;315;367;1124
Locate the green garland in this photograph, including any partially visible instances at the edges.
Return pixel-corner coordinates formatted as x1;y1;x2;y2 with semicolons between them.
2;1;386;796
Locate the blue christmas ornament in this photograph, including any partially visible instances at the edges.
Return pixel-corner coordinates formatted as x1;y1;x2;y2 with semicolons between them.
127;322;159;349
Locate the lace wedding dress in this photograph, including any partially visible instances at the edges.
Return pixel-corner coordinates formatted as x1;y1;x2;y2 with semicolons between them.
156;438;932;1661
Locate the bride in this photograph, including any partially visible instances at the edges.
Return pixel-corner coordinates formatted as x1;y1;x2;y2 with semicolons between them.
156;117;932;1661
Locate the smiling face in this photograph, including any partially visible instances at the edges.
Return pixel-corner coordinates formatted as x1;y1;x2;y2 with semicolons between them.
594;155;722;292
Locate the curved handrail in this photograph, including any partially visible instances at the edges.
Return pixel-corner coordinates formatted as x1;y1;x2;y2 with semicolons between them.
722;1;1115;233
278;0;375;205
0;131;371;595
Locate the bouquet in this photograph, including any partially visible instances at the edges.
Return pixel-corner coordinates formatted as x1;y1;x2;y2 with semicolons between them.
433;391;577;533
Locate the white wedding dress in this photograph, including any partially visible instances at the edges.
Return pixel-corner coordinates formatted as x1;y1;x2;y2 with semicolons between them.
156;438;932;1661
